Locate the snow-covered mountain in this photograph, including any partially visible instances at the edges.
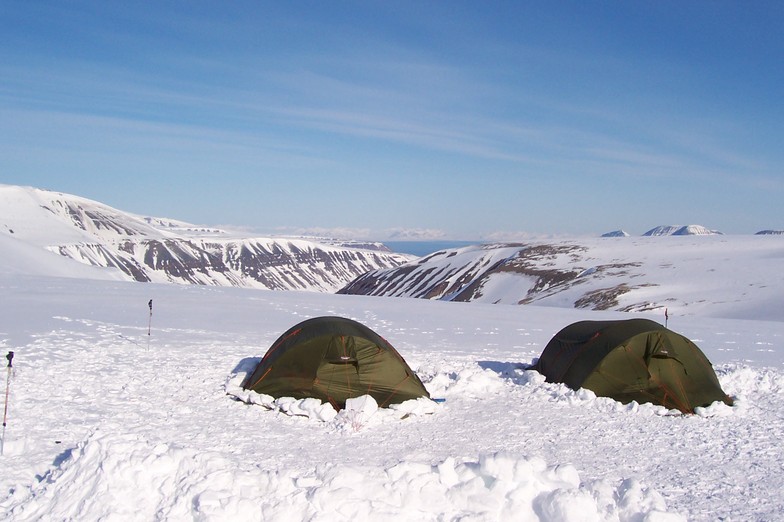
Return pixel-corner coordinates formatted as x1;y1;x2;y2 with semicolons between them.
601;229;630;237
340;236;784;321
642;224;722;236
3;184;782;320
0;185;409;291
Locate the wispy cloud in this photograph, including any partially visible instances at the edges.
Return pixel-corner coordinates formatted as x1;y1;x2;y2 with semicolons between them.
268;226;374;241
479;230;576;242
383;228;447;241
6;46;774;191
264;226;450;242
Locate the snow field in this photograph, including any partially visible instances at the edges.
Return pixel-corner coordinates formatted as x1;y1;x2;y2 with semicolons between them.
1;276;784;520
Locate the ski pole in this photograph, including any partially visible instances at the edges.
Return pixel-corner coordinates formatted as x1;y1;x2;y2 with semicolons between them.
147;299;153;350
1;351;14;456
148;299;153;336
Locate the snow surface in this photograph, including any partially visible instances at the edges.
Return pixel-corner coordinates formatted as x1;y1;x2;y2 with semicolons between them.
1;245;784;520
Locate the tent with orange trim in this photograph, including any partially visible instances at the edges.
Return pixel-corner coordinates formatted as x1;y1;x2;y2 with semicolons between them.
241;316;430;410
532;318;732;413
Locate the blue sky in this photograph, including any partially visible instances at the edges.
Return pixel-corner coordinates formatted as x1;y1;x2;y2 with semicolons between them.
2;1;782;240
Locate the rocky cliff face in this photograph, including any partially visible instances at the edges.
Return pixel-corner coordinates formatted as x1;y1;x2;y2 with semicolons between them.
50;237;408;290
339;243;590;305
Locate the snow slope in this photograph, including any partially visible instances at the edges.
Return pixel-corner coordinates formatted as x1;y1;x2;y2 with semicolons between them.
1;243;784;519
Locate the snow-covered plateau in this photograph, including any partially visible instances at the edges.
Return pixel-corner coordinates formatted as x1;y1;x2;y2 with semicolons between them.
1;185;783;520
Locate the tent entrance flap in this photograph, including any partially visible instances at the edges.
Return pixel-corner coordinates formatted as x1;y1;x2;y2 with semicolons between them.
324;336;359;364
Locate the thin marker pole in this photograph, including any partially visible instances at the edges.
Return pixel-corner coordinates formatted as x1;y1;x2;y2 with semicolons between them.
1;351;14;456
147;299;153;350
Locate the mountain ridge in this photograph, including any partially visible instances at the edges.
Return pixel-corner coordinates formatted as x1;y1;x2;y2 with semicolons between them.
339;236;784;320
0;184;409;291
3;184;783;320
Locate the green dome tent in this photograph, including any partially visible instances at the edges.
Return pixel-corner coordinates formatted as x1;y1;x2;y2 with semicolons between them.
242;316;430;410
532;318;732;413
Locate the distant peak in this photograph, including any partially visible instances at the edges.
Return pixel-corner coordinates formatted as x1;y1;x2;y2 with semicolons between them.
642;225;722;236
601;230;630;238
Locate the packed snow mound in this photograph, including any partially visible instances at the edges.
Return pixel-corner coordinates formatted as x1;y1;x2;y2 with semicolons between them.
225;366;438;429
228;359;738;425
418;360;737;418
643;225;721;236
3;431;683;522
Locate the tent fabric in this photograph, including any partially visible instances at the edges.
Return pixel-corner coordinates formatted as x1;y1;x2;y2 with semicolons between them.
242;316;430;410
533;318;732;413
